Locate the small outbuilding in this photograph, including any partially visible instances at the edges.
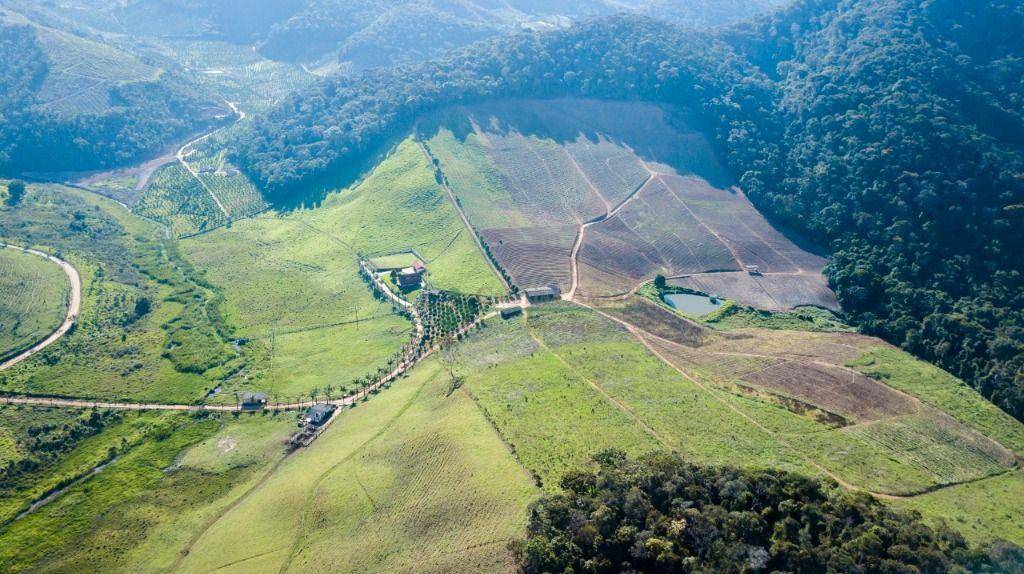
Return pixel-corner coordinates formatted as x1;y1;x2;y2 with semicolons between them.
524;284;560;303
500;306;523;320
304;404;336;427
241;391;268;410
745;265;762;276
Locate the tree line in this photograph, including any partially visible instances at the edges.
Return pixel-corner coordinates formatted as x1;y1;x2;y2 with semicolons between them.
514;451;1023;573
0;22;219;174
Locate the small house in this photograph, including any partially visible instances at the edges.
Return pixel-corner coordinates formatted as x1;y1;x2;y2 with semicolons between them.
745;265;761;276
524;284;560;303
241;391;268;410
394;263;425;290
500;306;523;320
198;166;216;174
304;404;336;427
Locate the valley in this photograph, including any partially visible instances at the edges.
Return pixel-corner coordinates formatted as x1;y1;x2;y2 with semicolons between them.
1;94;1022;571
0;1;1022;571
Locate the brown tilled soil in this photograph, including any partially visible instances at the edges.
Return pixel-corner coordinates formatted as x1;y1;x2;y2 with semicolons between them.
742;361;916;422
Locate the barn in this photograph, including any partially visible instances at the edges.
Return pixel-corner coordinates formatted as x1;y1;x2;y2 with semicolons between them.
524;285;560;303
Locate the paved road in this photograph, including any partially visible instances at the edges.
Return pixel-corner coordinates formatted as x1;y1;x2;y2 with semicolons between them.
0;244;82;372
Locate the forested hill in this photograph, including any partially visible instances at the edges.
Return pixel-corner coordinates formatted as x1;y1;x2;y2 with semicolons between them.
724;0;1024;420
230;0;1024;422
0;15;220;173
11;0;782;71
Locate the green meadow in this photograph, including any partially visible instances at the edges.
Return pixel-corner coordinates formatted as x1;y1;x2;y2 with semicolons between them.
0;183;235;403
177;360;537;573
0;246;69;358
181;138;504;401
0;411;295;572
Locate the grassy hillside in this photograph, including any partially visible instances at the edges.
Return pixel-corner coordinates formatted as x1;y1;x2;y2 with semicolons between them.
0;246;69;359
0;411;295;572
181;138;503;402
0;183;236;403
177;360;537;573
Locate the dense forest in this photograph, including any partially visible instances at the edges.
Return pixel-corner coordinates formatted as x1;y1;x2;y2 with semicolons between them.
516;451;1023;573
229;0;1024;423
725;0;1024;420
0;20;217;173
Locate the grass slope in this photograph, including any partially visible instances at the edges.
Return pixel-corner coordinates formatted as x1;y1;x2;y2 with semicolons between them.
458;301;1024;544
0;183;235;403
179;360;537;573
0;412;294;572
181;139;503;402
0;246;69;358
896;473;1024;547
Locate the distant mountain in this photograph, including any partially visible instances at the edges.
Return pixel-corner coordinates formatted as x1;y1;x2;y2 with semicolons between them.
7;0;784;70
231;0;1024;422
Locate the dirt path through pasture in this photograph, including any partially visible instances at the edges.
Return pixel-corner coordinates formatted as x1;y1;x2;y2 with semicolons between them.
566;173;655;299
0;244;82;372
574;299;909;500
417;140;510;292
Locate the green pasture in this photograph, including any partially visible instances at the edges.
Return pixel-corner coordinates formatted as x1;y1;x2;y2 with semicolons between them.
0;183;234;403
0;412;294;572
181;138;503;400
178;360;537;573
0;246;69;358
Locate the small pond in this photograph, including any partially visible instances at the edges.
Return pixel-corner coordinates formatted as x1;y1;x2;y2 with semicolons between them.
663;292;723;317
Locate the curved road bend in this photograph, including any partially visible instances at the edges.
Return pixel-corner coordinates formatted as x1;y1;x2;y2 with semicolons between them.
0;244;82;372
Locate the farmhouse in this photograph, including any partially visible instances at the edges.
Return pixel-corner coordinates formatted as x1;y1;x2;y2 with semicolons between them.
241;391;267;410
500;306;523;319
393;263;426;289
525;284;560;303
304;404;336;427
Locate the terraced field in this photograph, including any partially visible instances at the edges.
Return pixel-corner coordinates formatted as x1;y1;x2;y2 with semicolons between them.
162;40;313;112
27;17;158;115
0;247;69;359
424;99;834;306
134;163;228;236
186;147;269;220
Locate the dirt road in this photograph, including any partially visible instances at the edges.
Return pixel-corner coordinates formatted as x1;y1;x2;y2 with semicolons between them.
0;244;82;372
175;101;246;220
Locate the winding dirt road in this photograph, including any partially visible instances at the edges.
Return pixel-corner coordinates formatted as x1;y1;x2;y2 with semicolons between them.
175;101;246;220
0;244;82;372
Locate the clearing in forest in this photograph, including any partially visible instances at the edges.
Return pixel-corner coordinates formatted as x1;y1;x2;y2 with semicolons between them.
423;98;835;309
455;300;1024;539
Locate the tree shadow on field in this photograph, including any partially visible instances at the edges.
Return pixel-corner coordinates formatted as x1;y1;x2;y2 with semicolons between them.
264;125;414;212
267;97;736;214
415;97;735;189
